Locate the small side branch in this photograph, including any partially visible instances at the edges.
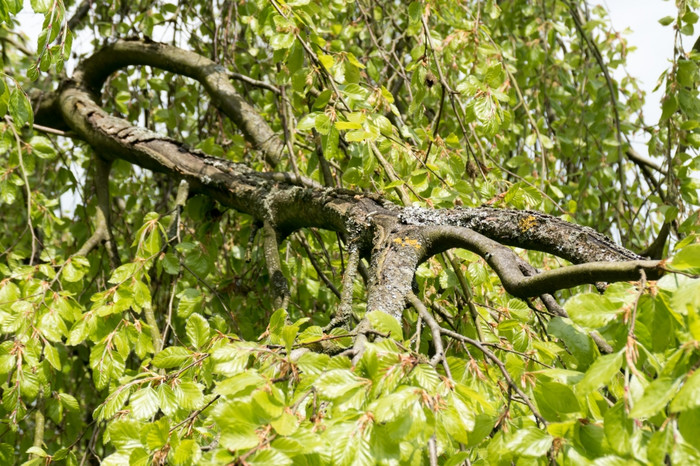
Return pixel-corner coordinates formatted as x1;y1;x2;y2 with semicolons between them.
72;39;284;166
30;392;45;459
407;292;452;379
325;244;360;330
262;221;290;310
505;260;661;298
76;158;120;268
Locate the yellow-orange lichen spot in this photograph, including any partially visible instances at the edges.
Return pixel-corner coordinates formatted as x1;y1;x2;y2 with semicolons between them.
393;237;421;249
518;215;537;232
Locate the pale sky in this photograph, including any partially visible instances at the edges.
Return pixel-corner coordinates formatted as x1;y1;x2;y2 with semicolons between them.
606;0;677;126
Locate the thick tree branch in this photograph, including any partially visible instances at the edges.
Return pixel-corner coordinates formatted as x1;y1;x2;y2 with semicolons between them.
47;39;663;323
401;206;646;263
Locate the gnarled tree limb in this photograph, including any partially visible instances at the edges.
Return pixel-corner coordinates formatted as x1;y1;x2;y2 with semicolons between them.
41;39;664;322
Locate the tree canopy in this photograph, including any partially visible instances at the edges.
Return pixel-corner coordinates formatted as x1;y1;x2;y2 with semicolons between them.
1;0;700;464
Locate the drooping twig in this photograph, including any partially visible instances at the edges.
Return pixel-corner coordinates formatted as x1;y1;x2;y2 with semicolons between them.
566;1;631;233
296;233;341;299
444;251;484;341
440;327;546;426
428;434;438;466
228;72;280;94
420;15;485;180
7;116;39;264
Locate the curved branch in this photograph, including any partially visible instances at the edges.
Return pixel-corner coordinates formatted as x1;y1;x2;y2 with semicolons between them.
421;225;661;298
74;39;284;166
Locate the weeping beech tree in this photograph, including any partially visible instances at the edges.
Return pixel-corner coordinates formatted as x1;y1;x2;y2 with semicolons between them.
1;0;700;464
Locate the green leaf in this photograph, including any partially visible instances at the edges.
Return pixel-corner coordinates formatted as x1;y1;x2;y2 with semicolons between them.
59;393;79;412
297;113;317;131
43;343;61;370
175;380;203;410
252;387;284;420
177;288;202;318
678;407;700;447
547;317;595;370
26;446;47;457
315;113;332;135
671;244;700;273
335;120;363;130
318;53;334;70
671;369;700;412
268;308;288;344
215;370;265;397
315;369;368;399
9;87;33;129
130;386;159;420
271;411;298;436
485;62;505;88
345;130;371;142
270;33;295;50
604;402;633;456
535;380;581;421
211;344;250;376
152;346;191;368
99;388;131;421
186;313;211;349
506;427;553;457
162;252;180;274
30;136;56;160
219;425;259;451
576;350;624;395
145;417;170;450
108;262;139;284
366;310;403;340
248;449;292;466
158;384;179;416
171;439;201;466
659;16;675;26
630;377;680;418
564;292;622;329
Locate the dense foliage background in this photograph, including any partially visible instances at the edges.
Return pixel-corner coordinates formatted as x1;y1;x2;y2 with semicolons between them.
1;0;700;464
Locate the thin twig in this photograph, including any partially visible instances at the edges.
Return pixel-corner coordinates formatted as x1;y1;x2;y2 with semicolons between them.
6;116;38;264
440;327;546;426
